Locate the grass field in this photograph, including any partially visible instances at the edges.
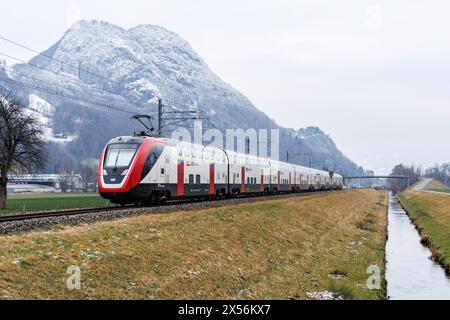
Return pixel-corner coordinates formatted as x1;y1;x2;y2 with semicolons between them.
424;180;449;191
1;193;112;215
398;190;450;271
0;189;388;300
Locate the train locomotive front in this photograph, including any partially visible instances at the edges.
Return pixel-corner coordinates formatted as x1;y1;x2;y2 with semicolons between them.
98;136;166;205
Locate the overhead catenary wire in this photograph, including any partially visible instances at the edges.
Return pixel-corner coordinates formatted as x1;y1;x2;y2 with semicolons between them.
0;65;110;102
0;51;143;105
0;35;162;111
0;52;162;115
0;35;225;131
0;75;135;115
1;64;157;118
0;34;129;90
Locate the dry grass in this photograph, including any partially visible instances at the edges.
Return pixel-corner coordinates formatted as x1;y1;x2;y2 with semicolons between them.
425;180;449;191
398;190;450;272
0;190;388;300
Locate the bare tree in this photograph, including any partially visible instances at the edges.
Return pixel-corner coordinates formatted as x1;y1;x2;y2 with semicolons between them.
80;159;98;192
425;162;450;187
389;164;420;193
0;87;46;209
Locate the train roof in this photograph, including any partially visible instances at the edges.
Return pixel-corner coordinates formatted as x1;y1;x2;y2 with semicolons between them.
108;136;342;178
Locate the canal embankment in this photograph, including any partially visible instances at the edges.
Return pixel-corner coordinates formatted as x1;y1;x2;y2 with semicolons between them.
386;192;450;300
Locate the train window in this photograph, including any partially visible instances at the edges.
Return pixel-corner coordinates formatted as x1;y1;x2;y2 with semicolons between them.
161;168;165;175
247;177;250;185
189;175;194;184
149;152;157;166
196;175;201;184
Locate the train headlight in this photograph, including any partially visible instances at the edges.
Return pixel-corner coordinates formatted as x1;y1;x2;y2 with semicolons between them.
121;170;129;176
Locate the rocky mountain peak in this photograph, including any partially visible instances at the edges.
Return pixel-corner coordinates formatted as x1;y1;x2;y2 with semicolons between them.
1;20;366;175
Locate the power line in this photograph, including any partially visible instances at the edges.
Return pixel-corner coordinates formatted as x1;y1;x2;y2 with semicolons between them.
0;34;128;89
0;34;222;121
0;35;164;112
0;76;135;114
0;51;160;113
0;35;226;133
0;65;108;102
0;51;127;100
0;52;158;113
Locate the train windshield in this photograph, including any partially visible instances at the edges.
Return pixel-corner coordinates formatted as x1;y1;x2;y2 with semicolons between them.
104;144;140;168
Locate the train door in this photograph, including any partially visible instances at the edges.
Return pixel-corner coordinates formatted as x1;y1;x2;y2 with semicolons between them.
164;158;170;184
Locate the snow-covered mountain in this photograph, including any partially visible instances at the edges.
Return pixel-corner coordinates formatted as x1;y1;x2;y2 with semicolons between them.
1;20;365;175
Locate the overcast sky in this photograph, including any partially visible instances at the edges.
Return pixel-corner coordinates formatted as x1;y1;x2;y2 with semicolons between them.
1;0;449;174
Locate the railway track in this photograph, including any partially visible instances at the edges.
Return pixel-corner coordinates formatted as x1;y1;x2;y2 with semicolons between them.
0;206;125;223
0;198;202;224
0;190;338;226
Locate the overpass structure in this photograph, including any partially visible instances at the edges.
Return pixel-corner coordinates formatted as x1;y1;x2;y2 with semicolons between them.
344;175;411;188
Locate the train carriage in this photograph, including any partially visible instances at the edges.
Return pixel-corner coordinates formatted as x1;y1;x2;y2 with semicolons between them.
98;135;343;205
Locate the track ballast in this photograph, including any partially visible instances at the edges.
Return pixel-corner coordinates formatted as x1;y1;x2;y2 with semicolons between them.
0;190;338;234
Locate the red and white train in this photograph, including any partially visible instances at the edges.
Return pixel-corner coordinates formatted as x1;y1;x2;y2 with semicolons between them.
98;135;343;205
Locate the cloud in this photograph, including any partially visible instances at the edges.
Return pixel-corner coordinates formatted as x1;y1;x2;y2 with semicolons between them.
0;0;448;173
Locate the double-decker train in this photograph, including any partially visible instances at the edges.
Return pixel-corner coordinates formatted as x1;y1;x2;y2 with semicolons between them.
98;135;343;205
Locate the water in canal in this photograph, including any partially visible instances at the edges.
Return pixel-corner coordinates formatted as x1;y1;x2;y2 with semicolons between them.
386;192;450;300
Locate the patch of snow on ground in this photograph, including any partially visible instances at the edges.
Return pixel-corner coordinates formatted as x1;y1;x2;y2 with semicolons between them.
128;78;161;99
24;106;77;143
29;94;55;116
0;59;14;78
306;291;344;300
